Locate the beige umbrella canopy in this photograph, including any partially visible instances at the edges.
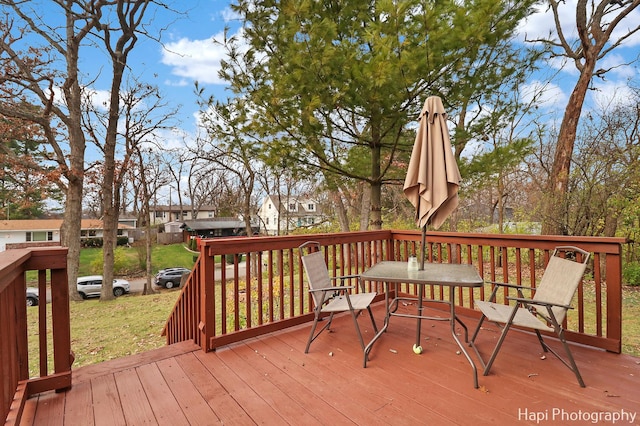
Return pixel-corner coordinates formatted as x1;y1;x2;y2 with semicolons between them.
403;95;461;231
403;95;461;349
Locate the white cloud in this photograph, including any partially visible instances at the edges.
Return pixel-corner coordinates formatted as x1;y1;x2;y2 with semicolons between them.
518;2;640;65
164;78;191;87
161;33;229;85
516;1;639;115
592;82;636;110
596;53;637;80
517;2;576;43
82;88;111;111
161;25;250;88
518;1;640;46
520;80;568;112
220;6;241;23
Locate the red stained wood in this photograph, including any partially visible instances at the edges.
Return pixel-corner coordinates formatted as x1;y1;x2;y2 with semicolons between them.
18;305;640;426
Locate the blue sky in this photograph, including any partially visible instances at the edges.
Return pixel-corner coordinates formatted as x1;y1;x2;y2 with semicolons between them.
8;0;635;209
11;1;640;159
127;1;639;148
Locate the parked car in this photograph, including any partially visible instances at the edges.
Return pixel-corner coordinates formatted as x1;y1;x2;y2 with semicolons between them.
26;287;39;307
155;267;191;289
77;275;130;299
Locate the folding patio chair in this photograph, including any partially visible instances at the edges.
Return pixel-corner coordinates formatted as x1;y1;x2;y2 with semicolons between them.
299;241;378;354
471;246;590;387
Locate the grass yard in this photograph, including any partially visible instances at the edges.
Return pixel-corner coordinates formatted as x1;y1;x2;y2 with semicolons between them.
27;290;181;378
78;242;197;277
621;286;640;355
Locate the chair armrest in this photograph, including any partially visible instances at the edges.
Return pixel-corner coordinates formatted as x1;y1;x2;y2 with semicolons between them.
332;274;367;291
506;296;573;310
487;281;535;291
484;281;535;302
331;274;360;282
309;285;356;294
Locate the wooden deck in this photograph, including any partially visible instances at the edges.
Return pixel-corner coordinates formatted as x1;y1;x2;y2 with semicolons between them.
19;303;640;425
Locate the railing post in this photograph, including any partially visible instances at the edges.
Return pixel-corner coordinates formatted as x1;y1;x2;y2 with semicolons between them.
201;246;216;352
605;248;623;353
51;268;72;383
1;247;71;423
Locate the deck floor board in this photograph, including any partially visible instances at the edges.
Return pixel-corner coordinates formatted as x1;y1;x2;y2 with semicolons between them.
19;304;640;425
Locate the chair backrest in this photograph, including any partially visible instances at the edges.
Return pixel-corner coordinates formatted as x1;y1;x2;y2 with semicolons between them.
533;247;589;323
301;248;332;308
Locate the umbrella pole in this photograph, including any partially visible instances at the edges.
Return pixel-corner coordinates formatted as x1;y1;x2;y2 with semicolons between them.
416;225;427;347
420;225;426;270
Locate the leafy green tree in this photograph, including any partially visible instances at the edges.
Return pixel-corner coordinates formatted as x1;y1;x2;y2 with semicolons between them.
206;0;539;230
0;113;61;218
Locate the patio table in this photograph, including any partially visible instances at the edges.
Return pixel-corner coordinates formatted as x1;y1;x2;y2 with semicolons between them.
361;261;484;388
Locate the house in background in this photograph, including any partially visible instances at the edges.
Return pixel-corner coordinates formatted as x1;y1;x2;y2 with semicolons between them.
0;219;132;252
118;214;138;229
180;218;259;242
150;205;217;225
257;195;324;236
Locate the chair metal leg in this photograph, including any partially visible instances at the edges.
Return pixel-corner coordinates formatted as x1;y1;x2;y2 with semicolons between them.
366;306;378;333
305;311;322;353
557;329;586;387
483;320;512;376
349;309;366;351
470;313;486;344
535;330;549;352
483;306;519;376
305;311;334;353
326;312;335;330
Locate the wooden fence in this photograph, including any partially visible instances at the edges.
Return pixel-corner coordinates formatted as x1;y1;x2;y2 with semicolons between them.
0;247;71;424
163;231;625;354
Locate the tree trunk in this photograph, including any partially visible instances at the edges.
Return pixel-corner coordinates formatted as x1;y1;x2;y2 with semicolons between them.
359;183;371;231
541;60;595;235
62;21;87;302
143;211;155;295
100;57;126;301
62;167;84;302
330;189;350;232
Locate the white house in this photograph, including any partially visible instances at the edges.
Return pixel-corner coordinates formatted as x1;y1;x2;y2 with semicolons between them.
150;205;217;225
257;195;323;235
0;219;132;252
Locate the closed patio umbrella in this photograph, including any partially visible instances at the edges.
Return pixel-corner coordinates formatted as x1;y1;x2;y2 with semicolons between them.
403;95;461;353
403;95;461;268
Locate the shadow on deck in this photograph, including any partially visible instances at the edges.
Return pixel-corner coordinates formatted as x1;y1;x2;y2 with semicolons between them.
19;303;639;425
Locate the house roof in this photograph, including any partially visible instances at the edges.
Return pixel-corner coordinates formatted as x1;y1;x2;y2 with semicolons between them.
181;219;246;231
151;205;216;212
0;219;132;231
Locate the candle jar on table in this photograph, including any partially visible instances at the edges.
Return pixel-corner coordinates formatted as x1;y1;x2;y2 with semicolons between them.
407;256;419;271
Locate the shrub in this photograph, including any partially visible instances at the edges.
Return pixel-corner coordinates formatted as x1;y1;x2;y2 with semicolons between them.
87;247;135;275
82;237;103;248
623;262;640;286
89;249;103;274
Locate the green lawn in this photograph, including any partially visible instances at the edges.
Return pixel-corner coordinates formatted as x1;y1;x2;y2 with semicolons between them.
78;242;197;276
621;286;640;356
27;290;181;377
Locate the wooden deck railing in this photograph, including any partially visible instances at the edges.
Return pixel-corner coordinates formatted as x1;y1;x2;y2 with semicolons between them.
163;231;625;354
0;247;72;424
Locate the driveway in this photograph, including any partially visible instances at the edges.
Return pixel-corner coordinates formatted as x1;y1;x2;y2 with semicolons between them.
31;262;246;304
127;261;246;293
